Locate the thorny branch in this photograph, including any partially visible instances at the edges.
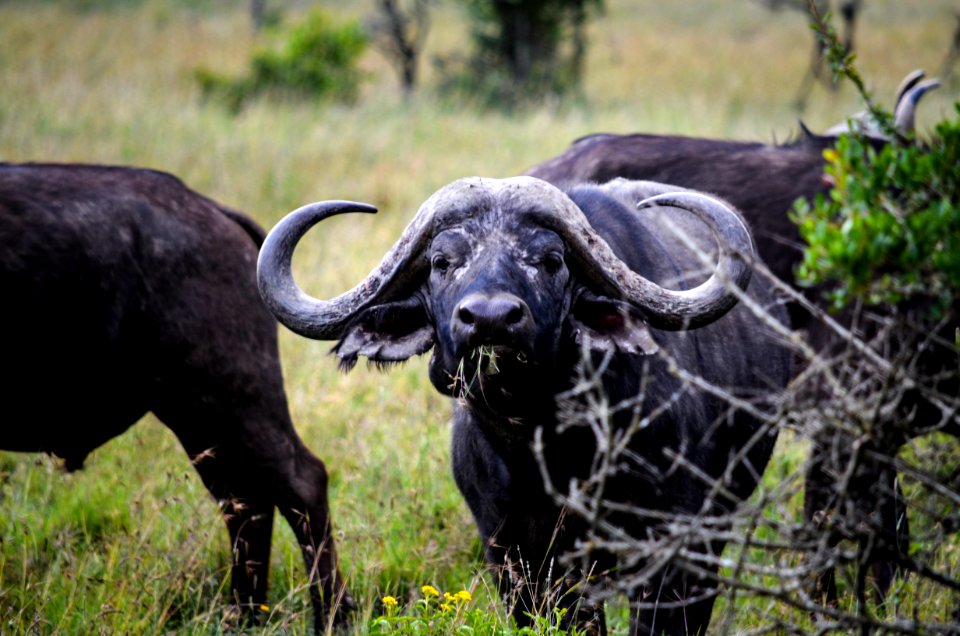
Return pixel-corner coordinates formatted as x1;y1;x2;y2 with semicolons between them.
532;214;960;633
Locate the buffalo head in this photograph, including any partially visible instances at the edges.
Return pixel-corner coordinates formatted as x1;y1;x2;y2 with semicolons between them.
258;177;754;411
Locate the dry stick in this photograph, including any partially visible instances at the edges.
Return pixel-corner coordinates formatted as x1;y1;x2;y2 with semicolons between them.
662;209;960;448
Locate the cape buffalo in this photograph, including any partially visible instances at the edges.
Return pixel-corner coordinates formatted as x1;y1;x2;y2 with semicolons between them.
258;176;792;635
522;72;943;606
526;71;939;327
0;162;351;633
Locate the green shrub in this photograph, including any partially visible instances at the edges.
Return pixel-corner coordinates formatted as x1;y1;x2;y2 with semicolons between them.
196;9;367;111
435;0;601;111
791;105;960;312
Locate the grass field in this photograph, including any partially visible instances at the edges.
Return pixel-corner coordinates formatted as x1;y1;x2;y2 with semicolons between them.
1;0;957;633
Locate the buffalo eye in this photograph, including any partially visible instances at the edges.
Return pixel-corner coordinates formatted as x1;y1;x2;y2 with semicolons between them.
541;252;564;275
431;254;451;273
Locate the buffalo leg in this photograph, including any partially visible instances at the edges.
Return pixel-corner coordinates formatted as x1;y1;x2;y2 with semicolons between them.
452;417;606;634
274;450;355;634
867;471;909;603
804;438;908;608
200;442;352;633
804;441;843;607
221;496;275;613
471;505;607;634
184;448;277;623
155;350;351;634
173;425;351;633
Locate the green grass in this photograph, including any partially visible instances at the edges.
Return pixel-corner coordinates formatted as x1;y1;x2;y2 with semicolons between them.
0;0;957;634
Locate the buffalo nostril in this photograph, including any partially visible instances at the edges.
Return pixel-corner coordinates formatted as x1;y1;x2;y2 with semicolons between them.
455;294;530;336
458;306;475;325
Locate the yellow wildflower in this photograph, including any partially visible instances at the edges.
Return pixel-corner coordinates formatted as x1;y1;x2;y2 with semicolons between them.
440;602;453;613
454;590;472;602
382;595;398;607
259;604;270;612
421;584;440;598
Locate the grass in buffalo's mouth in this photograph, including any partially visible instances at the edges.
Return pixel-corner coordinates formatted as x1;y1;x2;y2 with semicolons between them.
452;345;530;399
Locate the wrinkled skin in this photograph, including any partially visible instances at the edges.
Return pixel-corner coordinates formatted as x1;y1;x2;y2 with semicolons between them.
0;163;351;634
323;180;793;635
424;210;572;409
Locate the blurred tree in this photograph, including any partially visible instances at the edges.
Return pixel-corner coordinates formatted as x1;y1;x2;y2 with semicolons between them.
249;0;283;32
443;0;602;108
758;0;862;110
251;0;265;31
367;0;432;97
941;12;960;85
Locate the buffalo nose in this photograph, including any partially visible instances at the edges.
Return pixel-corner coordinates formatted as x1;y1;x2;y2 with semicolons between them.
454;293;531;346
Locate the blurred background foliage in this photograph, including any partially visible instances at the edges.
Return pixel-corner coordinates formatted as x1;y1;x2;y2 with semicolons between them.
196;9;369;111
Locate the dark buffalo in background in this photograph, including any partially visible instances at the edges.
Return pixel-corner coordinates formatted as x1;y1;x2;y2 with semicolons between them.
523;72;943;605
0;163;350;634
257;176;792;635
526;70;939;331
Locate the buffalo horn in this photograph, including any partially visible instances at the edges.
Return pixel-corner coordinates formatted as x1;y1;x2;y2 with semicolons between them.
519;178;752;330
258;177;753;341
257;200;427;340
257;184;499;340
894;78;941;135
894;69;926;108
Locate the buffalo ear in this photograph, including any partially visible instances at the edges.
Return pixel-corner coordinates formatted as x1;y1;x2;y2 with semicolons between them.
333;297;435;371
569;292;659;355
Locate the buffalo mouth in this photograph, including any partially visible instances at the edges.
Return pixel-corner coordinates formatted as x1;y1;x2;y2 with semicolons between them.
451;344;531;401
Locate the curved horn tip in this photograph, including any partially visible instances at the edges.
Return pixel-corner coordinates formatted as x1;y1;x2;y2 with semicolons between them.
636;190;755;314
288;199;378;219
634;190;739;220
260;199;378;263
913;78;942;99
636;190;753;250
635;191;734;215
898;69;926;91
894;78;942;134
256;199;380;341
